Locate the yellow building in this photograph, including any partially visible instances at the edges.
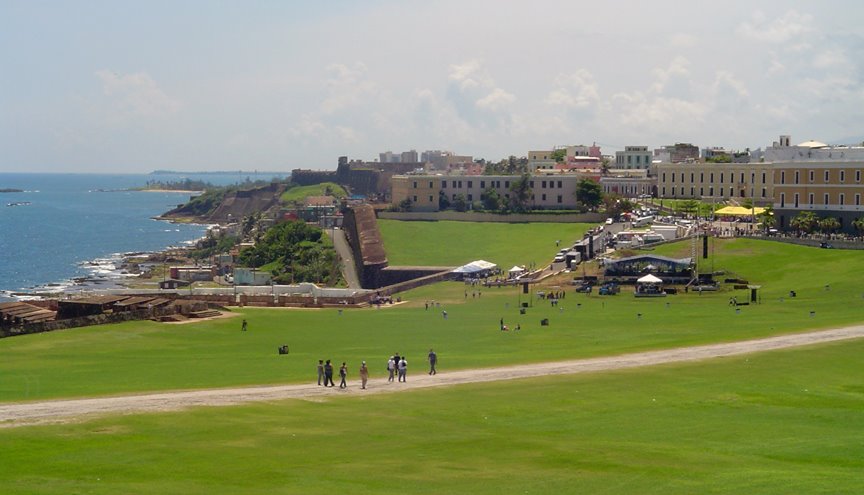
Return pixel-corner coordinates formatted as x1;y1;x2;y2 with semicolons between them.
655;162;774;204
772;162;864;232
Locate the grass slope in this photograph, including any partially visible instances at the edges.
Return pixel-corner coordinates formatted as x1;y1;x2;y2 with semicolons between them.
3;239;864;402
377;219;593;269
280;182;347;203
2;339;862;494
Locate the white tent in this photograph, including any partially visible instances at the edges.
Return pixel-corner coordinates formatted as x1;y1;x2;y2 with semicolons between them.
637;274;663;284
452;260;498;275
508;265;525;274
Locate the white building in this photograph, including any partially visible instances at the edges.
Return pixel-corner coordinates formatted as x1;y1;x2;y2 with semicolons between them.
614;146;652;170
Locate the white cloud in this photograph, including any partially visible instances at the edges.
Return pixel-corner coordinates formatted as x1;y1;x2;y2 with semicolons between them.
737;10;814;43
476;87;515;110
95;70;180;117
446;60;516;126
545;70;599;112
320;62;377;115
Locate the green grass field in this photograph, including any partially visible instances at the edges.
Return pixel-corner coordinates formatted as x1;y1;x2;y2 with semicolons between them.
280;182;347;203
2;238;863;403
377;219;592;269
3;231;864;493
2;339;862;494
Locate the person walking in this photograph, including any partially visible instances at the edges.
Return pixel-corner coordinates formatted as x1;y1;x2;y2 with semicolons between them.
427;349;437;375
317;359;324;386
387;356;396;382
324;360;335;387
339;362;348;389
359;361;369;389
398;356;407;382
241;319;247;331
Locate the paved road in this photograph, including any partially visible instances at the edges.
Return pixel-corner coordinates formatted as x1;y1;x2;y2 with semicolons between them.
326;228;361;289
2;325;863;429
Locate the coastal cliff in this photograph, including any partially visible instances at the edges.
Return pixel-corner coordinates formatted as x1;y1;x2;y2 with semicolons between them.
159;182;286;223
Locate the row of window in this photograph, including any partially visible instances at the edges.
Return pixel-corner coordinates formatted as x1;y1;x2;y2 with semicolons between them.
411;193;567;204
662;171;767;185
779;169;862;185
661;186;767;198
430;179;565;189
779;193;862;208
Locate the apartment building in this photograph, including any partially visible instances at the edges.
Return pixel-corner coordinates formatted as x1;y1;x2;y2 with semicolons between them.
391;173;596;211
614;146;652;170
772;162;864;232
655;162;775;203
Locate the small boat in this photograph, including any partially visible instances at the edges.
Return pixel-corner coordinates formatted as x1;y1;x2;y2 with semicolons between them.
6;201;31;207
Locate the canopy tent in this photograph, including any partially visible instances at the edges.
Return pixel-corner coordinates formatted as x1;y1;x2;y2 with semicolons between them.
508;265;525;274
636;273;663;284
452;260;498;275
715;206;766;216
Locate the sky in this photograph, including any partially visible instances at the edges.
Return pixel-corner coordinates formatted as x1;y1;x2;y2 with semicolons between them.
1;0;863;173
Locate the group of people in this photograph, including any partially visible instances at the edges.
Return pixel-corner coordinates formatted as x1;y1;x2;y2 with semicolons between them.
317;359;370;389
318;349;438;389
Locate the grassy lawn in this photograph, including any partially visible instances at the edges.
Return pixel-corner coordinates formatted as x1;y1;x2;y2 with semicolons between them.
2;238;864;403
2;339;862;494
377;219;594;269
280;182;347;203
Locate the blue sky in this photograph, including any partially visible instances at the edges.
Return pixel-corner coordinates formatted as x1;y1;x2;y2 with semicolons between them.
1;0;862;172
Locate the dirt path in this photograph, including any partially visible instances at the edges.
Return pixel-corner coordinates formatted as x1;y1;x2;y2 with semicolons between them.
3;325;863;429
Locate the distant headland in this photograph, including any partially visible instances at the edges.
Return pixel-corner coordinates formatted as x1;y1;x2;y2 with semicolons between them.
150;170;289;176
0;188;24;193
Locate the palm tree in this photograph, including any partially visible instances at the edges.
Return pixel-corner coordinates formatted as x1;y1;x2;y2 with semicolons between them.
817;217;840;235
852;216;864;236
757;205;775;232
790;211;818;234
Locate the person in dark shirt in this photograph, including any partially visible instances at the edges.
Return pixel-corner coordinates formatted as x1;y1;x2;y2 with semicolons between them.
339;362;348;389
324;360;335;387
428;349;437;375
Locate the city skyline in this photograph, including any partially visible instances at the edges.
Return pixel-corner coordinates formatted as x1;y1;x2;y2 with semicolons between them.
2;0;862;173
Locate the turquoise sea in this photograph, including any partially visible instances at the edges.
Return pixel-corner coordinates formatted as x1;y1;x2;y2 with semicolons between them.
0;172;287;299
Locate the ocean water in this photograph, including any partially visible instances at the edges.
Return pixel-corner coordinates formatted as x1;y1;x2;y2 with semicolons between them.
0;172;286;299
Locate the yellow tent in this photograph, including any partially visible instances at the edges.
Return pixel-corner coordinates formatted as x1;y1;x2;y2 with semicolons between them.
715;206;765;216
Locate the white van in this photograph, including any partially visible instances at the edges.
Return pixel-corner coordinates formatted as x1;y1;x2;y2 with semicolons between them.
632;215;654;227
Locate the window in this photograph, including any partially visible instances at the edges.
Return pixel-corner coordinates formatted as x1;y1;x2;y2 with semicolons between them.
662;187;666;196
809;170;814;182
781;171;785;184
824;193;829;206
857;170;861;182
856;194;861;206
680;173;685;183
442;181;447;188
710;173;714;183
412;181;417;188
700;172;704;182
557;195;562;204
529;181;534;188
412;196;417;202
824;170;830;182
468;194;473;201
671;173;675;183
840;193;845;206
794;193;799;208
762;172;766;183
808;193;814;205
709;187;714;196
429;195;433;202
690;187;694;196
452;194;457;200
840;171;845;182
761;188;766;198
480;180;486;189
557;181;562;188
428;181;433;188
452;181;457;188
541;193;547;201
729;187;734;197
795;171;799;184
741;173;745;183
691;173;695;183
700;187;704;196
780;193;785;208
505;181;510;188
662;173;666;182
720;173;724;184
457;181;462;188
467;181;473;188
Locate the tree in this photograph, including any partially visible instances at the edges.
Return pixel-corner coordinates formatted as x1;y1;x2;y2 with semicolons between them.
790;211;818;234
508;173;532;212
550;149;566;163
817;217;840;234
451;194;468;212
438;190;451;210
397;198;413;212
741;198;754;210
757;206;775;231
853;216;864;235
481;188;502;211
602;194;634;219
575;178;603;210
678;199;699;217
